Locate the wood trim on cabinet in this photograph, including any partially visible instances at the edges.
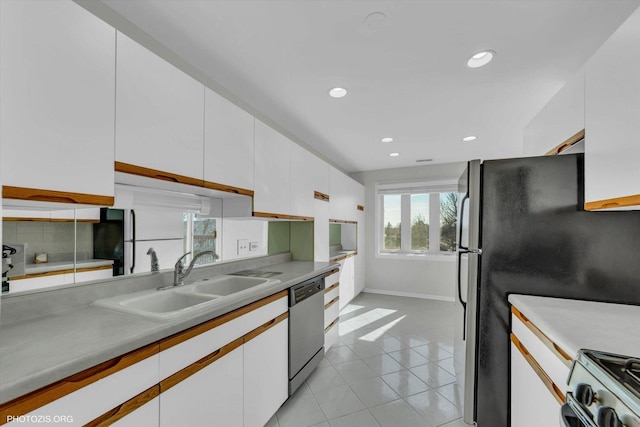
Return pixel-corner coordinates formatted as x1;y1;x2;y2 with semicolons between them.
357;205;364;211
203;180;254;197
252;211;314;221
85;385;159;427
160;337;244;394
159;290;288;352
115;161;204;187
0;344;159;423
324;296;339;310
324;282;339;294
333;253;356;262
314;191;330;202
10;265;113;281
511;307;572;367
2;186;114;207
329;219;357;224
243;312;288;344
325;317;339;333
544;129;585;156
584;193;640;211
511;333;566;405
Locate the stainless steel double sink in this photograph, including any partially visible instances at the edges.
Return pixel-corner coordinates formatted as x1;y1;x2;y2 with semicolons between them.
92;275;281;321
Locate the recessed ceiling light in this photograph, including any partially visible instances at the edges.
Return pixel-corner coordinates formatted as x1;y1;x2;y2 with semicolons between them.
462;135;477;142
389;152;400;157
467;50;495;68
329;87;347;98
381;137;394;143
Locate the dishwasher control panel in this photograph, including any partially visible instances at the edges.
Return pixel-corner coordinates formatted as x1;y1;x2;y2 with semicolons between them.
290;276;325;306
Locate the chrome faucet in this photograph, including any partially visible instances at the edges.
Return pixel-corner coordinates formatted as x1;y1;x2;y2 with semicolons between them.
147;248;159;273
172;250;218;287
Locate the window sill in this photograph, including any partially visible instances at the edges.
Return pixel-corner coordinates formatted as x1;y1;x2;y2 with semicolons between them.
375;252;456;262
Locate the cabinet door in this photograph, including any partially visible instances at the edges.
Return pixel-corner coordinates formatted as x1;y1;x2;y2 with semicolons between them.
253;120;291;215
511;342;561;427
523;68;585;157
290;144;328;218
329;167;347;221
204;88;255;191
338;257;355;310
244;319;288;427
160;346;243;427
0;0;115;200
584;9;640;209
115;32;204;181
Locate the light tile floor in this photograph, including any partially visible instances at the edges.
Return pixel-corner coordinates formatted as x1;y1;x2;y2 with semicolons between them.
268;293;467;427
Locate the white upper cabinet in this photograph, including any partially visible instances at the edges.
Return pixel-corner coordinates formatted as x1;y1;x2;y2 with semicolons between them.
523;67;585;157
0;0;115;203
115;32;204;181
253;120;291;215
290;143;329;218
329;167;361;222
584;8;640;210
204;88;254;191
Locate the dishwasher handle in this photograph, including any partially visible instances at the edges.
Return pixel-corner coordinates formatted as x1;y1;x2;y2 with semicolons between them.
289;276;325;306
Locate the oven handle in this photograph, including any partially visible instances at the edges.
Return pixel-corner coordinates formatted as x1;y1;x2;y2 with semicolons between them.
560;392;597;427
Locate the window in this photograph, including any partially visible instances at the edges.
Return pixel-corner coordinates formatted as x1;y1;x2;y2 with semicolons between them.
183;213;219;265
377;181;458;256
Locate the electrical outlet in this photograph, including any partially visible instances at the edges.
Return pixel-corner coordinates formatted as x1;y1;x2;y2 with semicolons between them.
237;239;249;255
249;242;259;251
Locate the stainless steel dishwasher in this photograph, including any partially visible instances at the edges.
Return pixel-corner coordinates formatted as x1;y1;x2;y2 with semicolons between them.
288;275;325;395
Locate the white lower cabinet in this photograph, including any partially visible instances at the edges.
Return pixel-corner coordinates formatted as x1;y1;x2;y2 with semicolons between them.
243;320;289;427
338;256;355;311
510;307;570;427
8;354;159;426
160;346;244;427
511;342;561;427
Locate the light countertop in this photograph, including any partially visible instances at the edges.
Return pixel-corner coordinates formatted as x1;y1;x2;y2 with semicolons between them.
0;260;336;404
508;294;640;359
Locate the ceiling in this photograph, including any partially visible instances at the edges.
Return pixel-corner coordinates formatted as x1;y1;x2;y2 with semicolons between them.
100;0;639;173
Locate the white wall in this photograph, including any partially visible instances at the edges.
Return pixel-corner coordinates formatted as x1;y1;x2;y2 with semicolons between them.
220;219;268;261
351;162;466;301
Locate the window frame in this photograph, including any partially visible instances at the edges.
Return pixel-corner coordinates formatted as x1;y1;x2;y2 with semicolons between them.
375;180;457;260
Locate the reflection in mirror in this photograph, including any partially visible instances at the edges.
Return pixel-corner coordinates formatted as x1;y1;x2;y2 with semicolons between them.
2;207;102;294
2;186;270;294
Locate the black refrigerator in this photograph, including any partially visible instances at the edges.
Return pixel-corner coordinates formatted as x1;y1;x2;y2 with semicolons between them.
456;153;640;427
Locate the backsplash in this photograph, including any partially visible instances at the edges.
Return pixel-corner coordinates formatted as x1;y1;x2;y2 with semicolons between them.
2;221;93;263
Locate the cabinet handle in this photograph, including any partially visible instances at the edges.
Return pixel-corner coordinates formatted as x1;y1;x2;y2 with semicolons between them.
155;174;180;183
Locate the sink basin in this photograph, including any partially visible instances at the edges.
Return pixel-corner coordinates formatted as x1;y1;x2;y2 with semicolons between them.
93;290;217;321
184;275;275;297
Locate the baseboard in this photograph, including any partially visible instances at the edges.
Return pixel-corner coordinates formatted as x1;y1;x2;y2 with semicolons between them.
362;288;455;302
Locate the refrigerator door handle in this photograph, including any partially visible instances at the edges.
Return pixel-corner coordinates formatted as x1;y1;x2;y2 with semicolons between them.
130;210;136;274
457;250;468;340
458;192;469;251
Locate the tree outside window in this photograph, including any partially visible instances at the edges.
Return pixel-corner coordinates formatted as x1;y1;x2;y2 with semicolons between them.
379;186;457;255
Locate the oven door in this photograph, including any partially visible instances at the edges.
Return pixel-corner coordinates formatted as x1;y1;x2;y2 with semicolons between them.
560;393;597;427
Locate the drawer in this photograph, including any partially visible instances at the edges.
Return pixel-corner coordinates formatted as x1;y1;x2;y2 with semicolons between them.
159;293;287;380
325;272;339;288
324;319;339;352
324;297;339;329
324;283;339;305
511;309;572;393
